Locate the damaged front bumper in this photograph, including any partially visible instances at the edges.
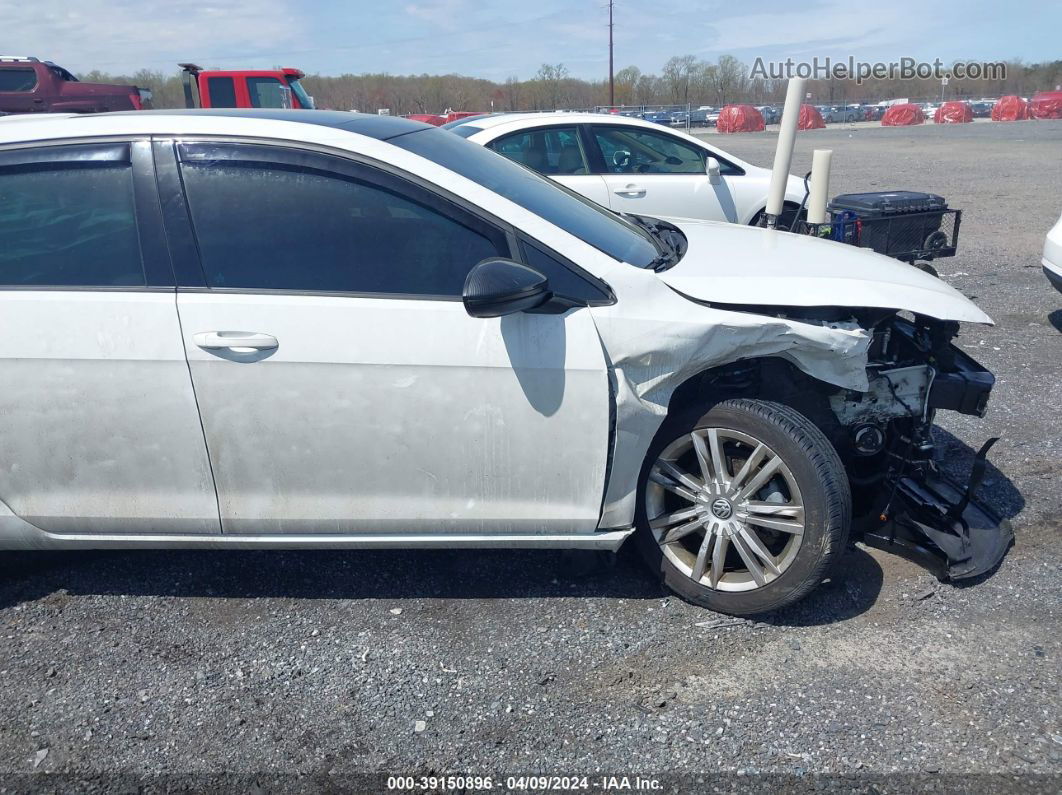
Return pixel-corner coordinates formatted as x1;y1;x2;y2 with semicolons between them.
862;439;1014;580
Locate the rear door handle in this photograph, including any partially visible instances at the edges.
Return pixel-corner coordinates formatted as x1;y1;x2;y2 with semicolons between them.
193;331;278;352
614;183;646;197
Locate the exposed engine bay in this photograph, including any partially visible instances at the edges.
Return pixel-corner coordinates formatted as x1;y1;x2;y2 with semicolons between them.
682;305;1012;581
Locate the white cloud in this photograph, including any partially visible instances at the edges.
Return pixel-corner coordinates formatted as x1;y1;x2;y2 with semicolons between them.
2;0;306;74
404;0;469;30
704;1;913;55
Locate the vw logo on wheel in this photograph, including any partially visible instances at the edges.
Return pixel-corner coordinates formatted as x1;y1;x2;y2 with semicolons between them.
710;498;733;520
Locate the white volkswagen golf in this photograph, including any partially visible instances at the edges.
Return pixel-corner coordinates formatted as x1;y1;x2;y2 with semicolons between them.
445;112;809;227
0;110;1011;615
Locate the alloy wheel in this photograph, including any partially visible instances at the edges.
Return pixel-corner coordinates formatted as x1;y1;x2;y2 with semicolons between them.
645;427;805;593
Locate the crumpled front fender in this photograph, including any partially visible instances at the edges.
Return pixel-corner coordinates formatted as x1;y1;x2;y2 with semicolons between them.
591;265;871;530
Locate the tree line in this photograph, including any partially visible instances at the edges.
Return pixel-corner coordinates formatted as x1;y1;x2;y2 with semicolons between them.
81;56;1062;114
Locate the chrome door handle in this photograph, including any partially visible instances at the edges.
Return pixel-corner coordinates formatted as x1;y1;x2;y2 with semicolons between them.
614;184;646;197
193;331;278;352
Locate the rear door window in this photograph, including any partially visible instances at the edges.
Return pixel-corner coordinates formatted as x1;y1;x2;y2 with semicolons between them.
0;149;144;287
206;76;237;107
0;68;38;92
489;127;590;175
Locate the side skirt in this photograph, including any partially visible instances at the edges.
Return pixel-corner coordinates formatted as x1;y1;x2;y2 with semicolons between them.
0;518;635;553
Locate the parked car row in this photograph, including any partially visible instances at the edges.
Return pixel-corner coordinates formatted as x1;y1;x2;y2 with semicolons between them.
405;98;1014;132
599;107;728;128
860;100;996;122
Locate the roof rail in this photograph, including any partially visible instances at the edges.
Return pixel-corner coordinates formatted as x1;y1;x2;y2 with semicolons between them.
0;55;39;62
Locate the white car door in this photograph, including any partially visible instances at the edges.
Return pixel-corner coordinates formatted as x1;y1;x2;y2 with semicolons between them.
485;125;612;207
165;141;611;536
588;124;740;223
0;141;219;535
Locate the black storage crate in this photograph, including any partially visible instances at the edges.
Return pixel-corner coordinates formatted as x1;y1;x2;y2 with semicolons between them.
827;191;961;262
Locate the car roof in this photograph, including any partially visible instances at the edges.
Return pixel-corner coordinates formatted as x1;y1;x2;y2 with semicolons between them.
450;111;666;131
452;111;724;141
0;109;432;144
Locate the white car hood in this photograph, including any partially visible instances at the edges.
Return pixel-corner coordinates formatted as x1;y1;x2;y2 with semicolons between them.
657;219;993;325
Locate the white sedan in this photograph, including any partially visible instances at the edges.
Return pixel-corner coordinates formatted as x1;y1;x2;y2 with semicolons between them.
446;112;808;227
0;109;1009;615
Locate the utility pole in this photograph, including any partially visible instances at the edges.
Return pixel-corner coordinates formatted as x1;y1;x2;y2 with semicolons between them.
608;0;615;106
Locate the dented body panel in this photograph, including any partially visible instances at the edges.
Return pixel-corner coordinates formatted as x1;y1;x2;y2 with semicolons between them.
587;263;872;529
656;219;993;325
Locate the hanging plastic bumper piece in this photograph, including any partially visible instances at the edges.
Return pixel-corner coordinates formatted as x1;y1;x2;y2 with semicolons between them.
862;438;1014;581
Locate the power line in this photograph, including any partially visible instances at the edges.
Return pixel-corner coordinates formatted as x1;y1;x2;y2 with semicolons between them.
608;0;615;106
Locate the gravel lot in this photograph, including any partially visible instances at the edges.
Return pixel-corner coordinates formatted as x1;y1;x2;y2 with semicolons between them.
1;120;1060;792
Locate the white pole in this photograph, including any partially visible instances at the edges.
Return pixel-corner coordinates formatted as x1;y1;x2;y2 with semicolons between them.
806;149;833;225
765;77;807;228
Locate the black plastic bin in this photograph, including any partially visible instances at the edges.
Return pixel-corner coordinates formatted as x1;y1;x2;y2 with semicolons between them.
826;191;960;262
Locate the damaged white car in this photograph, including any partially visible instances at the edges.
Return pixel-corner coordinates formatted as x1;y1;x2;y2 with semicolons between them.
0;110;1011;615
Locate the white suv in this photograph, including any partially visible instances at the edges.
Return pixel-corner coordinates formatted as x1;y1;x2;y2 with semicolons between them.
0;109;1009;614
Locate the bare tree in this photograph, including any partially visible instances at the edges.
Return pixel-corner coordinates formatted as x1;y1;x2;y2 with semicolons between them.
711;55;746;106
503;76;522;111
612;65;641;105
533;63;571;110
661;55;700;104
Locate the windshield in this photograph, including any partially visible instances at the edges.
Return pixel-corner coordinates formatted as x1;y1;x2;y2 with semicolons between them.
286;77;314;109
391;127;660;267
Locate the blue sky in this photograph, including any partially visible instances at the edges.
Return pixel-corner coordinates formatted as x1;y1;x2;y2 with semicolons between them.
4;0;1059;79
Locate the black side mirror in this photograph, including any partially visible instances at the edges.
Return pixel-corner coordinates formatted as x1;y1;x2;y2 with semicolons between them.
463;259;552;318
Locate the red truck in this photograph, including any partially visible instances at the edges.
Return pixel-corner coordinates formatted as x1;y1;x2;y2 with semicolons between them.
0;56;150;113
179;64;315;109
403;113;447;126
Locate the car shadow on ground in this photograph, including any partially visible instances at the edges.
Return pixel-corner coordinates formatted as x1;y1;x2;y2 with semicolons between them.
0;543;886;625
1048;308;1062;333
0;431;1022;625
931;426;1025;520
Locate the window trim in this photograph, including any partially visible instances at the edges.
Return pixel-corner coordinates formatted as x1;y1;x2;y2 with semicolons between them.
153;135;613;306
0;142;128;169
0;138;175;291
167;138;513;299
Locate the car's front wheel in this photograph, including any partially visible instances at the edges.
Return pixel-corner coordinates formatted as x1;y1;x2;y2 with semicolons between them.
635;399;851;615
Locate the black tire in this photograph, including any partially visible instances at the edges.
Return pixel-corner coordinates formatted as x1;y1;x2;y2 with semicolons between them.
750;205;805;232
635;399;851;615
